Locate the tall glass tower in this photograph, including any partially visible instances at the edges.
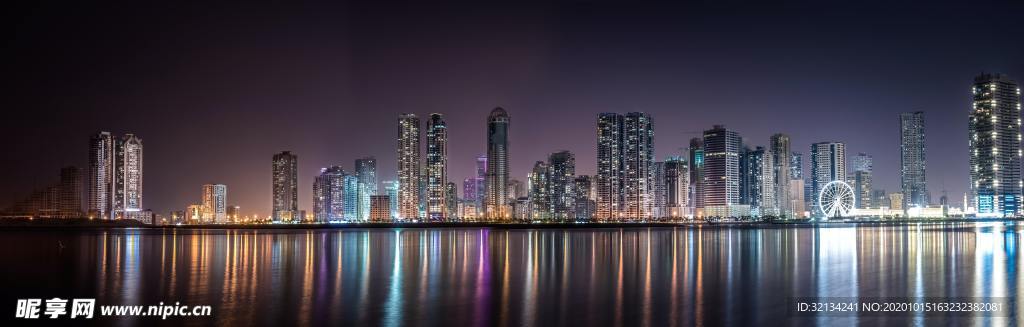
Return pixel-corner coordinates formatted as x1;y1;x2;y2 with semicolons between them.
426;113;448;221
485;108;510;220
969;73;1022;217
88;132;114;219
702;125;742;217
354;157;377;221
899;111;928;208
397;114;421;220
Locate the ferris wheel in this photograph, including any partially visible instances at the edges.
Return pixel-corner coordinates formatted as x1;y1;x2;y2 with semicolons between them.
818;180;855;219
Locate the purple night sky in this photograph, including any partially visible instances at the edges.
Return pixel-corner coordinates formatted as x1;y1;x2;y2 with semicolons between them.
4;1;1023;215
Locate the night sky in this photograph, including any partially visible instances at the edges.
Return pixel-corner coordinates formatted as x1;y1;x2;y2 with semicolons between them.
4;1;1023;216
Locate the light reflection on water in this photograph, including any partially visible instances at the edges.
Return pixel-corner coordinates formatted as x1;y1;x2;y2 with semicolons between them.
0;223;1020;326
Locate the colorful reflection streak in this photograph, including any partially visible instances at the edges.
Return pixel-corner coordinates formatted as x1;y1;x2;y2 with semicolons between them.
0;223;1021;325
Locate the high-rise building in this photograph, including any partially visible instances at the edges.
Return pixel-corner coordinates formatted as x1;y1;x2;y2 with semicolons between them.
770;134;792;217
745;146;776;217
397;114;421;220
475;154;487;208
789;178;805;218
528;161;550;220
445;182;458;219
383;180;399;219
689;138;705;215
596;113;624;220
622;113;654;220
88;132;113;219
201;184;227;223
342;174;359;220
790;152;803;180
899;111;928;209
426;114;448;221
272;151;299;222
969;73;1022;217
547;151;576;221
355;157;377;220
573;175;594;221
852;153;873;209
462;177;477;214
810;142;847;218
595;112;654;220
370;195;391;221
652;161;667;218
664;157;689;218
507;179;526;201
485;107;510;219
112;134;144;220
313;166;345;222
703;125;746;217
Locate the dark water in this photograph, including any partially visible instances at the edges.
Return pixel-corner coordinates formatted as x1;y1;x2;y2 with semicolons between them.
1;223;1021;326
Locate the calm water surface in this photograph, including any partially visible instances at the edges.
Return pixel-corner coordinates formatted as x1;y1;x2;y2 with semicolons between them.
1;222;1021;326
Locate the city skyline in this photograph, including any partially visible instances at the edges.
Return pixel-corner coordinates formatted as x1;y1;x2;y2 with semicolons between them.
4;2;1023;216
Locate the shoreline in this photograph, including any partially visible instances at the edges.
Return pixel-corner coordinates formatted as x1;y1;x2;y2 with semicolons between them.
0;217;1020;230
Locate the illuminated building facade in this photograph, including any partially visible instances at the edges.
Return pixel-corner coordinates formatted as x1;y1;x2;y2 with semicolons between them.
528;161;549;220
969;73;1022;217
201;184;227;223
355;157;377;221
663;157;689;218
484;108;510;219
810;142;846;219
547;151;576;221
770;134;792;217
397;114;421;220
852;153;873;209
313;166;345;222
272;151;299;222
899;111;928;209
426;114;448;220
702;125;745;217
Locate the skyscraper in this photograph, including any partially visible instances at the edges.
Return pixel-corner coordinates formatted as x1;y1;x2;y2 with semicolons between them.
652;161;667;218
744;146;776;217
485;107;510;219
201;184;227;223
272;151;299;222
355;157;377;220
445;182;458;219
573;175;594;221
770;134;792;217
112;134;143;219
475;154;487;209
702;125;745;217
852;153;873;209
528;161;549;220
899;111;928;209
383;180;399;219
596;113;624;221
342;174;359;220
969;73;1022;217
88;132;113;219
425;114;448;221
810;142;846;218
621;112;654;220
664;157;689;218
313;166;345;222
689;138;705;215
547;151;576;221
397;114;421;220
790;152;803;180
